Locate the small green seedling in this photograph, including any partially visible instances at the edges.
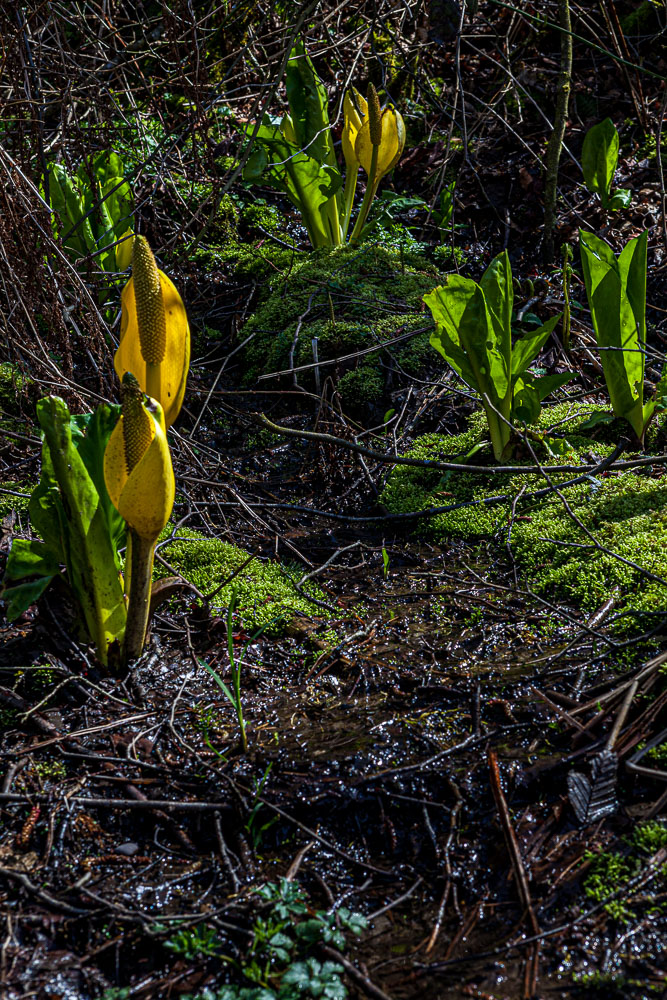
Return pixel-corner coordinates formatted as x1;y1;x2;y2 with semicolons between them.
382;546;390;580
200;591;272;752
581;118;631;211
425;251;571;461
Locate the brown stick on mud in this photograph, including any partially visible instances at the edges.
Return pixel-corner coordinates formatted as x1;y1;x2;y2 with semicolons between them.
488;749;540;998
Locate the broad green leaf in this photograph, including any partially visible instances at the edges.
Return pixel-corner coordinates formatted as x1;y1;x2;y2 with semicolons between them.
512;381;542;424
426;276;511;460
426;278;491;393
527;371;575;402
580;229;648;440
2;539;61;622
3;538;60;582
103;177;134;239
480;251;513;366
243;145;270;182
511;313;562;379
45;164;88;257
2;576;56;622
619;229;647;350
90;149;125;186
241;122;339;247
581;118;618;201
286;40;337;172
29;435;66;563
35;397;126;664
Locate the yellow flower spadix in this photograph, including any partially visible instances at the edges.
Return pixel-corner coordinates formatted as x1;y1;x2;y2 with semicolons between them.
354;104;405;181
114;236;190;428
104;374;175;544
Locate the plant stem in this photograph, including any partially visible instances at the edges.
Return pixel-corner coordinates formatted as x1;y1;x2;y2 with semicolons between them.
285;164;328;248
561;243;572;353
349;145;379;245
543;0;572;266
341;165;358;240
123;529;155;663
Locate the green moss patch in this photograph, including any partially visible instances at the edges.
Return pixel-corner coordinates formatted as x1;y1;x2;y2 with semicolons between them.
157;528;326;632
0;483;32;519
382;404;667;621
238;242;447;395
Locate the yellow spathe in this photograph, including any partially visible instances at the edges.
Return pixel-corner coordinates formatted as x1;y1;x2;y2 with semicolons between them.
104;398;175;543
342;88;367;169
115;231;134;271
115;268;190;428
354;105;405;180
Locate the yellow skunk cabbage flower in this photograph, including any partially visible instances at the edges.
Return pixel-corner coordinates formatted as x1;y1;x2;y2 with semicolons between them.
104;374;175;544
114;235;190;428
115;231;134;270
342;88;367;169
348;85;406;245
354;101;406;181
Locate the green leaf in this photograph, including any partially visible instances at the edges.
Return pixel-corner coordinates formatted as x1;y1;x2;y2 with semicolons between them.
45;163;88;257
426;272;512;460
511;313;562;379
480;251;513;367
34;397;126;665
241;123;339;247
580;229;647;439
285;40;337;172
579;410;616;430
243;146;270;182
581;118;619;201
608;188;632;211
2;539;60;621
72;405;126;569
512;381;541;424
521;371;574;406
426;278;493;393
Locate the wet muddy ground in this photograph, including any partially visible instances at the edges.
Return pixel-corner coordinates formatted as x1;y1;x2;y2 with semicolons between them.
2;481;666;999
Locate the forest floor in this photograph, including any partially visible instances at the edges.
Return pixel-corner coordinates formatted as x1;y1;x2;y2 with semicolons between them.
1;2;667;999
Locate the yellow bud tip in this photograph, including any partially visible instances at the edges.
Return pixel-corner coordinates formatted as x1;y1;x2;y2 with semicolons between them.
121;372;153;475
367;83;383;147
132;236;166;366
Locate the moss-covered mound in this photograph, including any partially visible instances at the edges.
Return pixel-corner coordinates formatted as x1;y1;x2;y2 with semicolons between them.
382;403;667;622
237;242;448;403
157;528;326;632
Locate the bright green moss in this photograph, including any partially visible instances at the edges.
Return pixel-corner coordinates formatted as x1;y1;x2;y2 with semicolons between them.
239;242;446;389
157;527;326;632
337;367;384;409
0;482;32;519
382;404;667;621
583;850;637;922
632;821;667;854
